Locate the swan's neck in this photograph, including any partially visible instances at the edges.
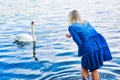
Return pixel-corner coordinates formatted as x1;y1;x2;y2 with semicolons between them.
31;25;36;41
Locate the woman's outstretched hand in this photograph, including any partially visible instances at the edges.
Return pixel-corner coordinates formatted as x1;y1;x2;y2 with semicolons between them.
65;34;71;38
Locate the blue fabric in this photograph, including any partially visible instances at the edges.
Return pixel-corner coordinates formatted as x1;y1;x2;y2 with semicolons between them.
68;21;112;72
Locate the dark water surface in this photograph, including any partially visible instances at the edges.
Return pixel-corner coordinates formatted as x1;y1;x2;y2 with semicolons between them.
0;0;120;80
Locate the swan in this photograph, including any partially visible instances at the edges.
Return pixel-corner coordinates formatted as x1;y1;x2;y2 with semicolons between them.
11;21;36;42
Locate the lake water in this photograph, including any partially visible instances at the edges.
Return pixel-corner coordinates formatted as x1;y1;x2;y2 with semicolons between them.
0;0;120;80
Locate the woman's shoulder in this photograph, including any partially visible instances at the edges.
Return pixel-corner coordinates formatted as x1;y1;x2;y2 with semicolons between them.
68;20;91;29
68;24;75;30
68;23;79;31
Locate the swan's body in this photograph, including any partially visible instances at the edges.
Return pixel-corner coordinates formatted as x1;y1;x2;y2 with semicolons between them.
11;33;36;42
11;21;36;42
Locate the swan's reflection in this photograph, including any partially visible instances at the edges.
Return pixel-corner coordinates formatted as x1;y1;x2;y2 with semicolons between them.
33;41;38;61
13;41;38;61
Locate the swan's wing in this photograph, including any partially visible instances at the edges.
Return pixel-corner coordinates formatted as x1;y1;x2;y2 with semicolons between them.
15;34;33;42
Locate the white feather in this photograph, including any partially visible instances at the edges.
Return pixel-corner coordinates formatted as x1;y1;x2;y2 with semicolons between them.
11;21;36;42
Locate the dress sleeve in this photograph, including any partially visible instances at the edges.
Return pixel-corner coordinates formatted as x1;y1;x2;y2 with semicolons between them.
68;26;82;48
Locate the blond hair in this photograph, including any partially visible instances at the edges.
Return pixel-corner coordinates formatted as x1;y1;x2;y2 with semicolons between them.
68;10;82;25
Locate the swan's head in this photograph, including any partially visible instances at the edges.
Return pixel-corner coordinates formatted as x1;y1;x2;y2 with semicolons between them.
31;21;35;26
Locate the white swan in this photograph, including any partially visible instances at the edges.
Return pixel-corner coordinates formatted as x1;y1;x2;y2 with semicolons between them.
11;21;36;42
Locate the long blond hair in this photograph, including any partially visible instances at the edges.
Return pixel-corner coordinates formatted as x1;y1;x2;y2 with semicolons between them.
68;10;82;25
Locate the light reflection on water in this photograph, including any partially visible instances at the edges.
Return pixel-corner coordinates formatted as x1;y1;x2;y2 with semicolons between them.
0;0;120;80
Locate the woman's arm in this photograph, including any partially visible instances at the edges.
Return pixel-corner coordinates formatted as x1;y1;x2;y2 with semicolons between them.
68;26;82;47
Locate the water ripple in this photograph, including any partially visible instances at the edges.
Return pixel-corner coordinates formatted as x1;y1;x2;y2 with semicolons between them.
0;0;120;80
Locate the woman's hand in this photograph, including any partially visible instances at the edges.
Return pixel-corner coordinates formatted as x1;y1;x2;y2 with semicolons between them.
65;34;71;38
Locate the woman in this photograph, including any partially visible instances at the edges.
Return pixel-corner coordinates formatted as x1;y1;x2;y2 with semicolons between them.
66;10;112;80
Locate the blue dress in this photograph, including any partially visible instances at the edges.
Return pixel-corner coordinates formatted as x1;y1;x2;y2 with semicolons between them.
68;21;112;72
